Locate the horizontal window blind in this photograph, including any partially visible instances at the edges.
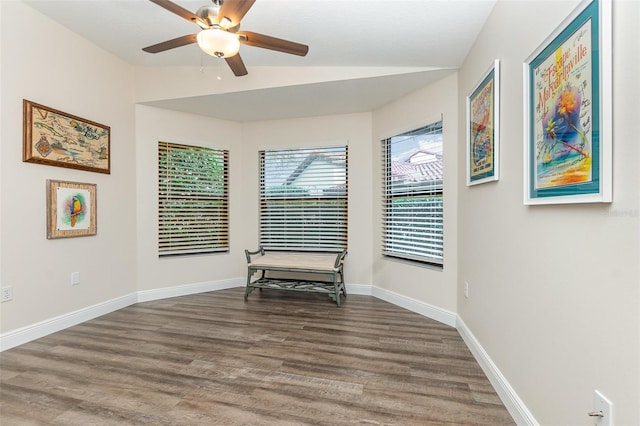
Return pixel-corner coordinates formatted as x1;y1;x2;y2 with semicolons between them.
260;145;348;251
382;122;443;265
158;142;228;256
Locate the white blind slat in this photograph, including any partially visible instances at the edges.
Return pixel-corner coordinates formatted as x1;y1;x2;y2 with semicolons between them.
382;122;444;265
259;145;348;251
158;142;229;256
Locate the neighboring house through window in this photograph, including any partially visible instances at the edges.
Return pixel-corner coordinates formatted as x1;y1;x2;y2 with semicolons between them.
382;121;444;266
259;145;348;251
158;142;229;256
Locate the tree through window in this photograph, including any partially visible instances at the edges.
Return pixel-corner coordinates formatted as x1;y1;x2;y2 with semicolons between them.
158;142;228;256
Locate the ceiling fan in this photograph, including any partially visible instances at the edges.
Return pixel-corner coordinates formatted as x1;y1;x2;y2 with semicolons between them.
142;0;309;76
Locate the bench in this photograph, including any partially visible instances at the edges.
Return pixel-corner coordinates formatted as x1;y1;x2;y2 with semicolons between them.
244;247;347;307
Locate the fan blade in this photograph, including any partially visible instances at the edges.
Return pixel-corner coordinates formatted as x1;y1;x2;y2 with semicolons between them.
149;0;207;27
218;0;256;27
225;53;248;76
238;31;309;56
143;34;197;53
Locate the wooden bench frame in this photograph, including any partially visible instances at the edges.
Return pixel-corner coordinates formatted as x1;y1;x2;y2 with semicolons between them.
244;247;347;307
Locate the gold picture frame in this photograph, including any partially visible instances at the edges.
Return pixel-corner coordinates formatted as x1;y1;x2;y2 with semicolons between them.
24;100;110;174
46;180;97;239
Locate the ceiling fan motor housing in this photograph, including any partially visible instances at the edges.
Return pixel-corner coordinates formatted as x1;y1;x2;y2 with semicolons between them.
196;5;219;27
143;0;308;77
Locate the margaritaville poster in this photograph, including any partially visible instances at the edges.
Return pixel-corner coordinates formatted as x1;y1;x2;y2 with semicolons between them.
469;70;495;182
532;18;593;191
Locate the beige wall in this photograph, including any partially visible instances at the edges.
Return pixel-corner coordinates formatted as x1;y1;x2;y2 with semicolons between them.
134;105;245;291
457;0;640;424
2;0;639;424
135;109;374;292
241;113;374;286
0;2;137;332
371;73;459;314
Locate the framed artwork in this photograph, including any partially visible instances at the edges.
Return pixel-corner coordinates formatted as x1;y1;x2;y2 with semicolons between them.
46;180;97;239
24;100;110;174
523;0;611;204
467;59;500;186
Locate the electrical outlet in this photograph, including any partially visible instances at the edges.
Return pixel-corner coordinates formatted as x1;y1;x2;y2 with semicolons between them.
71;272;80;286
1;286;13;302
592;390;613;426
464;281;469;298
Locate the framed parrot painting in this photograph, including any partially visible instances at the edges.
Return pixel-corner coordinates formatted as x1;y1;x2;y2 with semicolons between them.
523;0;612;204
46;180;97;239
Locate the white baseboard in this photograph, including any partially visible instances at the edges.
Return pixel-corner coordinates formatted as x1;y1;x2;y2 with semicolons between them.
0;278;245;352
0;292;137;351
372;286;457;327
456;317;538;426
345;283;373;295
137;277;244;303
0;281;449;350
0;278;535;423
0;276;537;426
1;279;535;425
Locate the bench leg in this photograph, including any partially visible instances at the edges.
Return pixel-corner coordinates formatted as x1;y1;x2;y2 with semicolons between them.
340;268;347;297
244;270;255;301
332;272;342;307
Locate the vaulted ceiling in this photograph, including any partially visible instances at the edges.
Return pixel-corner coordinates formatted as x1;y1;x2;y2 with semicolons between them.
24;0;496;121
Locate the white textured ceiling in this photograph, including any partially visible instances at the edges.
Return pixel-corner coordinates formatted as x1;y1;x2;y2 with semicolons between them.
23;0;496;121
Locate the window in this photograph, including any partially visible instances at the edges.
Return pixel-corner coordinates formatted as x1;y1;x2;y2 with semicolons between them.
260;145;348;251
382;121;443;265
158;142;228;256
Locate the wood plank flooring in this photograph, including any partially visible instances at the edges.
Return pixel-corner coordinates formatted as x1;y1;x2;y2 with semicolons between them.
0;288;514;425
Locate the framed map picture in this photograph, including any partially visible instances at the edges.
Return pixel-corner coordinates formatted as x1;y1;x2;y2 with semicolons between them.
467;59;500;186
24;100;110;174
523;0;611;204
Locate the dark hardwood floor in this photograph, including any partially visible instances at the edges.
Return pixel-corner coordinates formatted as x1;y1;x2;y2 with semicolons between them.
0;288;514;425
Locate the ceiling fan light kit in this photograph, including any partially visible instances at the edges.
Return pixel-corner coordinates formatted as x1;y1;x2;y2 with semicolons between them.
144;0;308;76
197;28;240;58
